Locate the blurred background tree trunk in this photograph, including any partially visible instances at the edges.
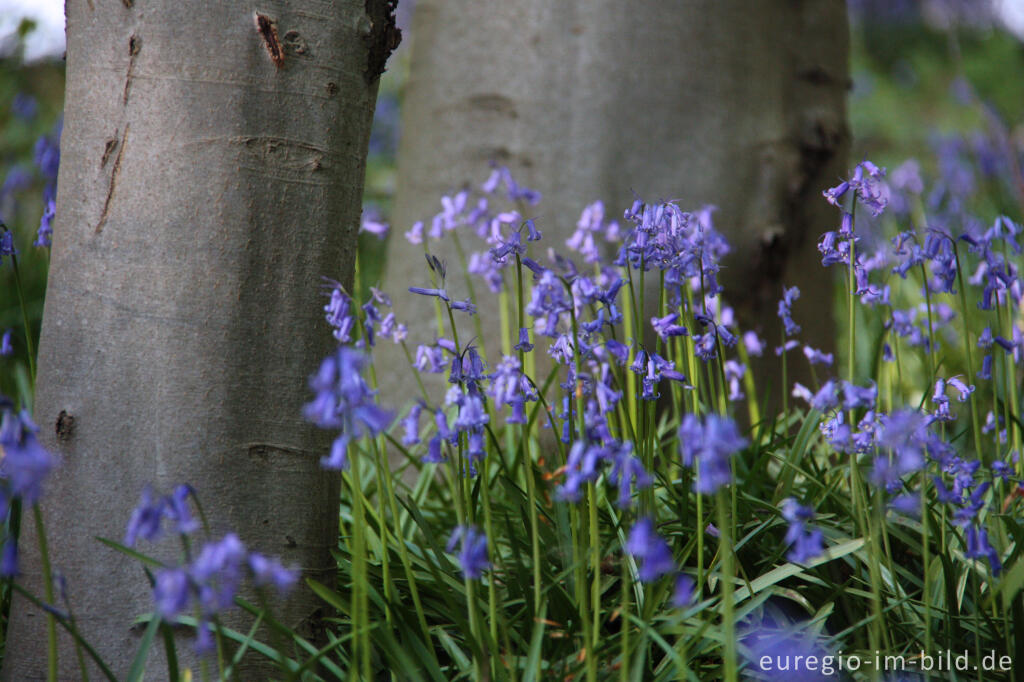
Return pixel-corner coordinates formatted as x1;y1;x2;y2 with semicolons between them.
380;0;849;409
3;0;394;677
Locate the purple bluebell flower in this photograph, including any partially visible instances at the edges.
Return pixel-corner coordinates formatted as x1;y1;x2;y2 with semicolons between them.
408;286;450;302
0;405;57;506
34;122;61;185
0;330;12;356
304;347;393;470
248;553;298;592
977;353;994;380
414;343;447;374
775;339;799;356
359;211;389;238
404;221;424;244
424;435;445;463
35;198;54;248
890;493;921;518
513;327;534;352
802;345;833;366
651;313;688;340
0;230;17;266
741;619;833;681
777;286;801;336
965;525;1001;575
402;403;423;446
447;525;489;579
673;574;695;608
12;93;37;121
780;498;825;564
743;331;765;357
154;568;190;619
606;442;652;507
323;284;356;344
1;538;18;577
626;518;675;582
678;415;747;494
124;487;166;546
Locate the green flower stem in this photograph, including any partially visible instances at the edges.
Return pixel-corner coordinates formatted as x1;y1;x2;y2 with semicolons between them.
514;255;542;624
347;452;371;681
10;250;37;384
715;491;736;682
952;242;986;462
567;288;597;682
479;462;501;678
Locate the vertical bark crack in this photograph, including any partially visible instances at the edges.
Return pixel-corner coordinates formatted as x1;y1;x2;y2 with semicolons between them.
122;34;140;105
96;124;129;234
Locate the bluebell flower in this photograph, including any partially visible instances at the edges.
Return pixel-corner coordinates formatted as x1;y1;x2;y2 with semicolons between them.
304;347;393;470
154;568;190;619
673;574;695;608
447;525;489;579
1;538;18;577
416;345;447;376
35;198;54;248
780;498;825;564
626;518;675;582
606;442;652;507
513;327;534;352
408;286;450;302
0;330;12;356
125;487;168;546
678;415;747;494
743;331;765;357
404;221;424;244
802;345;833;366
248;553;298;591
402;403;423;445
651;313;688;340
777;286;801;336
965;525;1001;575
890;493;921;518
558;441;605;502
741;619;833;681
151;532;295;652
0;230;17;266
323;284;356;344
0;403;57;507
12;93;37;120
359;210;389;238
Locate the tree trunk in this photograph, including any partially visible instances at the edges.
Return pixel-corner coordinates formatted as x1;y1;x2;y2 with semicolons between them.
379;0;848;408
4;0;396;677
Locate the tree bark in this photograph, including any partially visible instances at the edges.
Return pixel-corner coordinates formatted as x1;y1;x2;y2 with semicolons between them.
4;0;394;677
379;0;849;408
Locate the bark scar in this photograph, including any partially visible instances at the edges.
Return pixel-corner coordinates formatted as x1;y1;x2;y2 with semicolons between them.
255;13;285;68
96;125;128;234
363;0;401;84
123;34;140;105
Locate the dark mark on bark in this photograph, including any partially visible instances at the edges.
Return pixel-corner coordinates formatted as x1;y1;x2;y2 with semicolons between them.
96;124;129;234
101;137;118;167
282;30;310;59
123;34;140;105
285;535;297;548
55;411;74;441
121;0;133;7
255;13;285;68
325;81;339;96
363;0;401;84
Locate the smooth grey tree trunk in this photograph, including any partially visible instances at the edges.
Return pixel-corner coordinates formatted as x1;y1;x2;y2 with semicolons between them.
379;0;849;408
4;0;397;678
